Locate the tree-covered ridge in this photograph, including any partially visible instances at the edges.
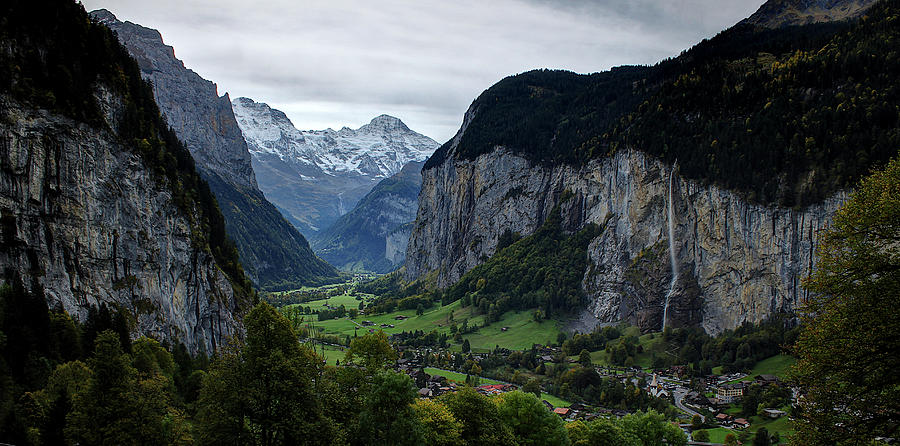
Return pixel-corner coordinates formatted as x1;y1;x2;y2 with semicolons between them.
426;0;900;206
617;0;900;206
445;199;602;320
204;174;339;291
0;0;252;301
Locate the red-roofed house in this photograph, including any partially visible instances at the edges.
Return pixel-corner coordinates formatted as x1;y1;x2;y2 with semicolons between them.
553;407;571;417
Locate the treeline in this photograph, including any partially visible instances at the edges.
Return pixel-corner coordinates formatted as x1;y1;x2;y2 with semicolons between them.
364;200;600;321
657;316;799;375
614;0;900;206
0;280;208;444
0;0;253;303
262;285;354;307
560;316;798;375
426;0;900;207
446;204;601;320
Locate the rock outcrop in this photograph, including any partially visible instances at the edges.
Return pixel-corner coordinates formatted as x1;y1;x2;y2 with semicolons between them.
740;0;878;28
92;9;255;188
0;94;239;353
407;147;844;334
93;10;339;289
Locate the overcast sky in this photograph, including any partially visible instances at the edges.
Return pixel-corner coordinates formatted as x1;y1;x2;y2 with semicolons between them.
81;0;764;142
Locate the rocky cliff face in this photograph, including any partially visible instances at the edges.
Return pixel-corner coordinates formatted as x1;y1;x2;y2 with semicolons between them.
93;10;339;289
92;9;256;189
740;0;877;28
407;146;844;334
232;97;438;237
312;161;423;273
0;94;239;353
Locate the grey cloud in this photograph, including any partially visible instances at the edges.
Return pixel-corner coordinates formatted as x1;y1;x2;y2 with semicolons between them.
82;0;764;142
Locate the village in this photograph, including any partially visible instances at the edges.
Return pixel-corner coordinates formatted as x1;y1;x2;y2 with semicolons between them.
379;343;796;443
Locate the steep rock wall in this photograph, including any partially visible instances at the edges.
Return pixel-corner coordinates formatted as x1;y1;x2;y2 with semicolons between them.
406;147;843;333
0;95;240;353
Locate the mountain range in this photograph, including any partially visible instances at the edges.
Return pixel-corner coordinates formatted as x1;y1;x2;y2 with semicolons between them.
231;97;438;238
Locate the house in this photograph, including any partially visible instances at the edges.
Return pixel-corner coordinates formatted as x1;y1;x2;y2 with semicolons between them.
714;413;733;427
418;388;432;398
553;407;571;418
755;374;780;386
501;327;509;332
716;382;749;402
394;315;409;320
569;403;586;411
733;418;751;429
361;320;375;326
762;408;787;419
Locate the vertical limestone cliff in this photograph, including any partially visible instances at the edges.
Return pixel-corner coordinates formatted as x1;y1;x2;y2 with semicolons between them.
0;94;241;353
406;147;844;334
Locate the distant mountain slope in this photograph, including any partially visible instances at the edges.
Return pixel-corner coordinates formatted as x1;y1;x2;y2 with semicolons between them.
232;97;438;237
0;0;254;352
92;10;339;290
312;161;424;273
741;0;878;28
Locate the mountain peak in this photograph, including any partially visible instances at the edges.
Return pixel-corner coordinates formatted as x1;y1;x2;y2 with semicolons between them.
90;8;117;23
364;114;410;132
741;0;878;28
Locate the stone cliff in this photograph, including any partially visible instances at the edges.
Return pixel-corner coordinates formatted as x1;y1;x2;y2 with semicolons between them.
406;146;843;334
92;9;256;189
93;10;339;289
0;94;241;353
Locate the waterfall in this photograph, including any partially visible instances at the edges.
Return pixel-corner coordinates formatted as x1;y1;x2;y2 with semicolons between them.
662;167;679;331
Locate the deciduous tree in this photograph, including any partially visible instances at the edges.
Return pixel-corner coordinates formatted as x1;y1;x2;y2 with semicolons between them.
792;158;900;444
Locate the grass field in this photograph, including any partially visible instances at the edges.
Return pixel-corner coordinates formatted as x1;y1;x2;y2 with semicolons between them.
308;300;562;352
749;354;796;378
423;368;572;407
287;293;367;312
423;367;505;385
315;344;346;365
748;414;793;444
464;310;561;351
703;427;736;443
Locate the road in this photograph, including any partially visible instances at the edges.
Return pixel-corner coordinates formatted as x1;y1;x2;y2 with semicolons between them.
673;387;704;422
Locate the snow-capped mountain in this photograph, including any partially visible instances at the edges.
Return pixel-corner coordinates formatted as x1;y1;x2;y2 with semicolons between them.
231;97;438;237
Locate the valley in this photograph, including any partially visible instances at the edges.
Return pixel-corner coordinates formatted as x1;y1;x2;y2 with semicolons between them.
1;0;898;444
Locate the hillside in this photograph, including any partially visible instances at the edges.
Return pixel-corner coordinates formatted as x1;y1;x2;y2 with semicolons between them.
0;0;253;351
425;0;896;207
312;161;424;273
93;10;339;290
409;0;898;333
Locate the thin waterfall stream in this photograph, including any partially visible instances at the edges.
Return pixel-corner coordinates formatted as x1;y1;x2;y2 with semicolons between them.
662;167;678;331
